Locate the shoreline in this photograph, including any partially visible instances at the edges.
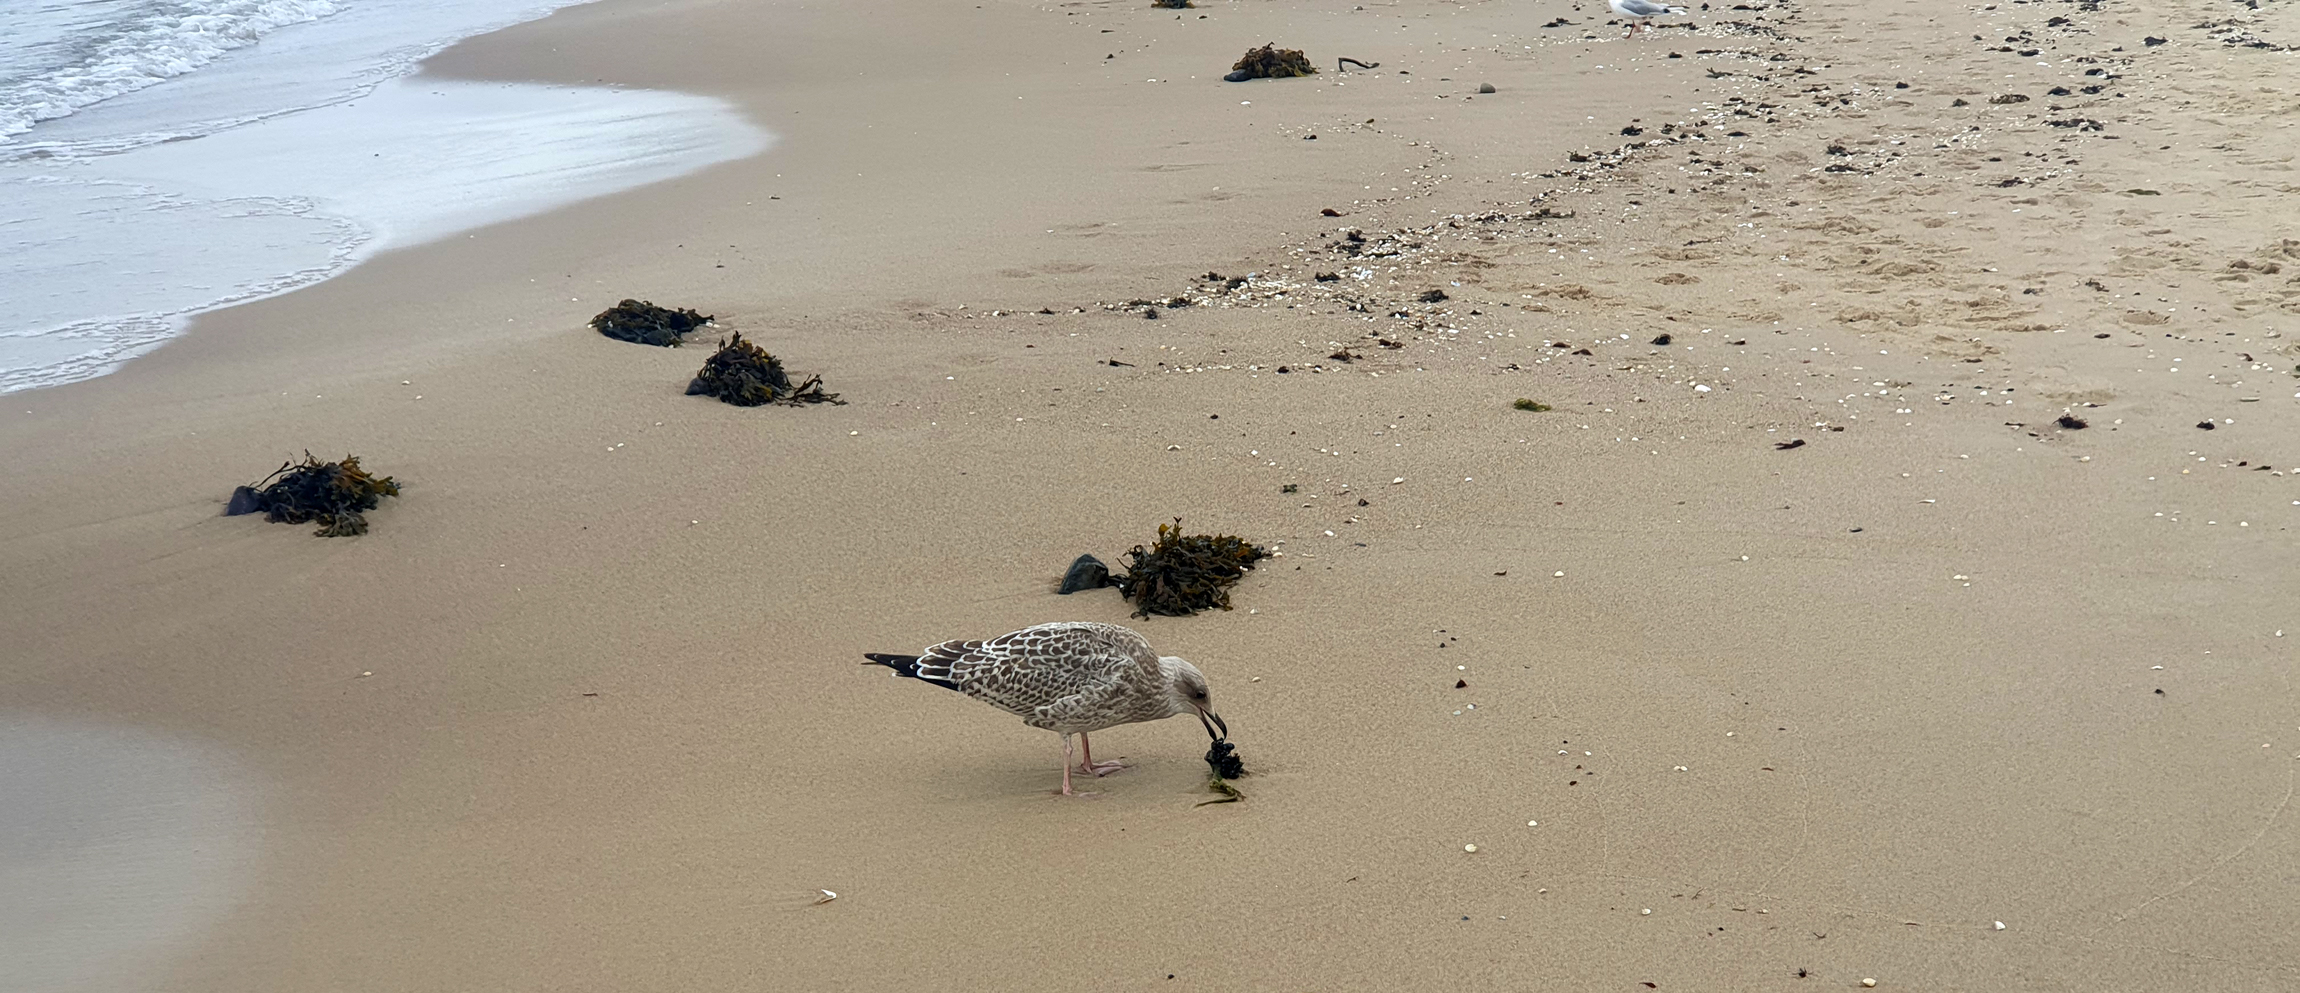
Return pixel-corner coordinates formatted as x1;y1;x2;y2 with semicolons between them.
0;0;766;396
4;0;2297;989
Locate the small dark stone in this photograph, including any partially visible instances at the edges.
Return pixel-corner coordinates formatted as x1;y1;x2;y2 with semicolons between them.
1651;333;1673;345
2144;36;2167;46
224;485;265;516
1419;288;1450;303
1059;554;1114;594
1223;69;1253;82
2196;420;2216;430
1478;83;1496;94
2057;414;2088;429
1775;439;1807;450
1455;679;1468;688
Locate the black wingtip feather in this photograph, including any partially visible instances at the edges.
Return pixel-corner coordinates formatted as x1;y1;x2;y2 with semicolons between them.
861;653;962;691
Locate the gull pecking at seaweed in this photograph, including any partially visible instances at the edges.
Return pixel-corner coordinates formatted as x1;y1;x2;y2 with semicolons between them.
863;621;1226;796
1609;0;1688;37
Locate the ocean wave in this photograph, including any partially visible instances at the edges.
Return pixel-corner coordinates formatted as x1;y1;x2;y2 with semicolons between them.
0;0;344;141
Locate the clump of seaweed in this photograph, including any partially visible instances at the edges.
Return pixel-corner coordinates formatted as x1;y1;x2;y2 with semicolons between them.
1206;738;1247;779
1513;398;1553;412
1113;518;1268;617
226;453;400;537
1229;43;1317;80
591;299;713;346
686;332;844;406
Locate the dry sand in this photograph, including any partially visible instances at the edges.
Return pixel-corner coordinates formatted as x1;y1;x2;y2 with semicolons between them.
4;0;2298;989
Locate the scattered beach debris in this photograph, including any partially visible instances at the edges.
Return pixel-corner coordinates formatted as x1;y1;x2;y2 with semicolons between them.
2195;420;2216;430
1226;43;1317;82
227;452;400;537
1651;333;1673;345
1337;57;1380;72
1418;288;1450;303
1280;483;1300;493
685;333;844;406
2057;414;2089;429
1152;0;1193;7
1775;439;1807;450
812;889;838;906
1113;519;1268;617
1058;554;1114;594
591;299;712;346
1513;398;1554;412
1478;82;1496;94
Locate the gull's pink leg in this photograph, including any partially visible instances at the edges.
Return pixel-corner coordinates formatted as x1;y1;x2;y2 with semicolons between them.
1056;735;1098;796
1059;735;1076;795
1077;732;1128;776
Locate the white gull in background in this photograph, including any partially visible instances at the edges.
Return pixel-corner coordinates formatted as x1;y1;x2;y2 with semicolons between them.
864;621;1225;796
1609;0;1688;37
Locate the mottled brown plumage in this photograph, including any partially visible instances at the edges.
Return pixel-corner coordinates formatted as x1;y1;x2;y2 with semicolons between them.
863;621;1225;795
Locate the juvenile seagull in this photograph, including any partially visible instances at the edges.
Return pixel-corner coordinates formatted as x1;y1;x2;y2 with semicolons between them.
1609;0;1688;37
864;621;1225;796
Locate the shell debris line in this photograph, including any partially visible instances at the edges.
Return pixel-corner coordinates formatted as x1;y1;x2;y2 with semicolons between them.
862;622;1236;797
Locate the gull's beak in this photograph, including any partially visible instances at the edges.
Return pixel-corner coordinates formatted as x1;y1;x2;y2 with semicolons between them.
1197;708;1229;741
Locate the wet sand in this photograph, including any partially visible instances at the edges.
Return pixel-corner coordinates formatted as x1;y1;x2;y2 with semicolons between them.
3;0;2296;989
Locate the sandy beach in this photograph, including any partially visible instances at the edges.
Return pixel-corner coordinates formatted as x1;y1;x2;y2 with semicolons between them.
4;0;2297;989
